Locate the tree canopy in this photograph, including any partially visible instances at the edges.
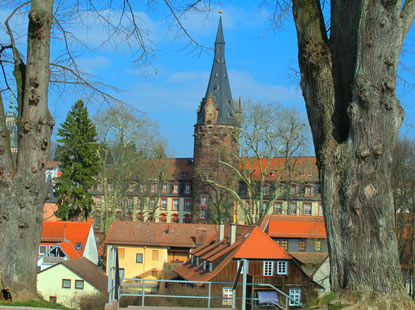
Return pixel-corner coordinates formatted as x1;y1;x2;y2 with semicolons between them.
54;99;100;220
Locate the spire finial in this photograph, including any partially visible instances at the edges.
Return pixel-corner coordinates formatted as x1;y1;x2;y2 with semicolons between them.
219;9;223;14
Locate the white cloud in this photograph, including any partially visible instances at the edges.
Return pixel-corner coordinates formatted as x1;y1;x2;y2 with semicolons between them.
77;56;112;75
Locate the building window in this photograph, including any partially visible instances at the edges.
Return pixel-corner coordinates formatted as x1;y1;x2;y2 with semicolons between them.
160;213;167;223
263;184;269;195
291;184;297;194
62;279;71;289
262;202;268;214
185;184;191;194
108;183;112;191
173;183;179;193
319;204;324;216
75;280;84;289
299;240;306;252
75;242;82;250
97;184;103;192
304;203;312;216
152;250;159;261
136;253;143;263
39;245;47;254
276;260;288;275
172;215;179;223
222;287;233;305
161;199;167;210
289;202;297;215
201;195;207;206
263;261;274;276
96;196;102;207
172;199;179;211
315;240;322;251
129;183;135;192
140;184;145;193
281;240;288;250
150;199;156;209
275;202;282;215
201;207;207;219
151;183;156;193
305;185;312;196
184;200;191;211
127;198;133;209
289;288;301;306
162;183;168;193
119;268;125;279
49;296;57;303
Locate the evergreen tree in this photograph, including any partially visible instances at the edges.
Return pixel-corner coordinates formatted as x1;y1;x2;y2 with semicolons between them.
55;100;100;220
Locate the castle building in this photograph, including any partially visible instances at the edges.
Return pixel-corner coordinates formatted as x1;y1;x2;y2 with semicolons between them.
192;15;241;224
88;16;322;226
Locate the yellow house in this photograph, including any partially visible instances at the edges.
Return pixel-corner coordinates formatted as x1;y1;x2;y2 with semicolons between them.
37;257;107;308
105;221;217;280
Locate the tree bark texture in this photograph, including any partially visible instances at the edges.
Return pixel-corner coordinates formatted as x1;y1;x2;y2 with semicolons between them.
0;0;54;300
293;0;415;294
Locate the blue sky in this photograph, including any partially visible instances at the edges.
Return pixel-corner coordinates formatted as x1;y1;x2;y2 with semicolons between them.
2;2;415;157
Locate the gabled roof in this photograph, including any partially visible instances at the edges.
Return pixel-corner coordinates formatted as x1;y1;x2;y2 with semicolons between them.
41;257;108;294
60;241;81;260
259;215;327;239
41;219;94;257
234;227;292;259
105;221;218;248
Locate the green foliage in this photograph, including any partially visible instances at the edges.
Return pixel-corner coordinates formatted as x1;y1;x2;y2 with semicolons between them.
0;299;72;309
54;100;100;220
78;293;107;310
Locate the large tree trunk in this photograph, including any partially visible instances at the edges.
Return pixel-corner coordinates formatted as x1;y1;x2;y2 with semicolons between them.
0;0;54;301
293;0;415;297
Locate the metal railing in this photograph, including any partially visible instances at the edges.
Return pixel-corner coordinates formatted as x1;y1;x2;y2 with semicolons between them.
107;247;302;309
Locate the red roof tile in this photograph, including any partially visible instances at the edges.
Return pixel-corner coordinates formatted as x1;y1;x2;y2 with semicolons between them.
43;203;59;222
60;241;81;260
234;227;292;259
41;220;93;257
259;215;327;239
46;161;59;169
240;157;318;182
105;221;218;248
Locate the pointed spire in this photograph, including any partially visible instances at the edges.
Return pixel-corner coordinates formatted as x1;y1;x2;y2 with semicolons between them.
215;15;225;45
195;13;240;127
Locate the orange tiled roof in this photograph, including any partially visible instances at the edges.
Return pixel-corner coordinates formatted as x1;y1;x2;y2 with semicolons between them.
240;157;318;182
105;221;218;248
60;241;81;260
41;219;94;257
43;203;59;222
234;226;292;259
46;161;59;169
259;215;327;239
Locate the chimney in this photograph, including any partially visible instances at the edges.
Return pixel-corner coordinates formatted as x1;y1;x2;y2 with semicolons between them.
196;228;207;245
230;224;236;245
219;223;224;242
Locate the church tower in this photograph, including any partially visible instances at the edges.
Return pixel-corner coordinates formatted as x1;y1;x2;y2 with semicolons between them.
5;97;18;154
192;14;241;224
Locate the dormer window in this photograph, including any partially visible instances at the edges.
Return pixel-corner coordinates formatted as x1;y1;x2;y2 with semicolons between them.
75;242;82;250
209;262;213;272
203;261;207;270
191;255;194;264
196;257;200;266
